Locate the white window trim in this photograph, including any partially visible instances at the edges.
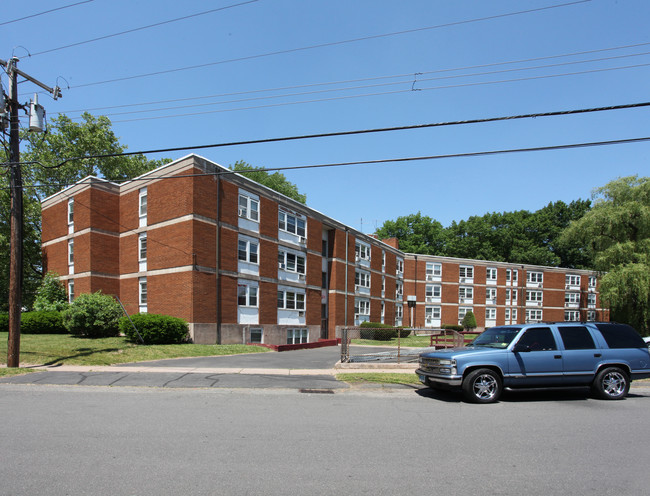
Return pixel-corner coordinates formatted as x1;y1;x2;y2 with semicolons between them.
238;237;259;265
277;290;306;310
239;191;260;222
238;282;259;308
278;249;306;274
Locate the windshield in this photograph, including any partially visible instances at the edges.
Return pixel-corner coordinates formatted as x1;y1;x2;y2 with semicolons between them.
471;327;520;349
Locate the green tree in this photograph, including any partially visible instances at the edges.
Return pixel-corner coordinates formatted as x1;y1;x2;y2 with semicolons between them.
62;291;123;338
461;310;477;331
559;176;650;334
33;272;68;312
0;113;169;310
375;212;446;254
231;161;306;204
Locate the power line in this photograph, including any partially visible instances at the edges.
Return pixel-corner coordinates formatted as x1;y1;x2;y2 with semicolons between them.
0;1;94;27
58;50;650;120
14;135;650;191
66;0;592;90
18;101;650;168
54;40;650;115
105;63;650;124
28;1;259;57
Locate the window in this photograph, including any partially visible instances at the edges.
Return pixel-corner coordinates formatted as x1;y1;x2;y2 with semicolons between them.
486;267;497;281
587;293;596;308
278;250;305;274
355;270;371;289
277;290;305;310
426;262;441;280
381;276;386;294
139;188;147;217
458;307;473;321
505;308;518;322
381;251;386;271
278;210;306;237
506;289;518;302
596;323;646;349
287;328;308;345
526;290;543;302
516;327;556;351
355;299;370;316
587;310;596;321
566;274;581;287
139;277;147;305
425;306;441;321
559;326;596;350
564;310;580;321
139;233;147;261
589;276;597;288
238;238;259;264
396;281;403;299
527;271;543;284
395;304;403;320
68;281;74;303
425;284;441;299
239;192;259;222
506;269;518;282
486;307;497;320
67;198;74;224
238;282;258;307
565;292;580;305
459;286;473;299
396;258;404;276
486;288;497;301
459;266;474;279
381;301;385;323
355;242;371;261
249;328;263;344
68;239;74;265
525;309;543;322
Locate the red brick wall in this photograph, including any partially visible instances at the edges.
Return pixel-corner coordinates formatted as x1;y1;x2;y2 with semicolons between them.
42;242;68;276
306;287;321;326
89;232;119;274
120;234;139;275
149;174;194;225
192;271;217;323
193;221;216;269
219;226;238;273
193;174;217;220
260;197;278;239
42;201;67;242
259;281;277;325
307;217;322;253
219;274;238;324
148;221;193;270
219;180;238;227
119;190;139;232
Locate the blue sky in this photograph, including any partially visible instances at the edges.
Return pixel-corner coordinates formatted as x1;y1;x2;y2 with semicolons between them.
3;0;650;232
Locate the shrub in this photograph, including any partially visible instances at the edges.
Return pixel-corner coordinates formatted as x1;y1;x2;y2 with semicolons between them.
359;321;398;341
461;310;477;331
397;327;411;338
21;311;67;334
0;313;8;332
119;313;189;345
442;324;464;332
33;272;69;312
62;292;123;338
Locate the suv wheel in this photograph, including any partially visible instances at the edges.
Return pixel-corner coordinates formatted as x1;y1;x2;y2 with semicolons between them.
462;368;503;403
592;367;630;400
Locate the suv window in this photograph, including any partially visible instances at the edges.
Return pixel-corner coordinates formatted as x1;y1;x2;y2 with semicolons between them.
558;326;596;350
516;327;557;351
595;323;646;349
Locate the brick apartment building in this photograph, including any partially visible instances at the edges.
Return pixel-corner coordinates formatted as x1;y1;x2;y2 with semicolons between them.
41;154;606;345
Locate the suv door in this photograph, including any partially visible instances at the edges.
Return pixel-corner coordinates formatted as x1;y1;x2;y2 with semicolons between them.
556;325;602;386
507;327;563;386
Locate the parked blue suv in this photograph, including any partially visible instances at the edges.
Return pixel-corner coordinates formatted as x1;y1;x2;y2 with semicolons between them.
416;322;650;403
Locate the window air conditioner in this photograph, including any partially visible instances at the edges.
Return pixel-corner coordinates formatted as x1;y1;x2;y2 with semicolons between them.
238;208;245;216
298;311;305;317
299;237;306;244
278;263;285;269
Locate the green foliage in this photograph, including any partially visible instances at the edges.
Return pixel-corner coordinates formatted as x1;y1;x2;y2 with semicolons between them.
442;324;464;332
0;113;169;312
119;313;189;345
62;292;123;338
33;272;69;312
20;311;67;334
375;212;446;254
359;321;398;340
376;200;592;268
560;176;650;334
461;311;477;331
231;161;306;204
0;312;8;333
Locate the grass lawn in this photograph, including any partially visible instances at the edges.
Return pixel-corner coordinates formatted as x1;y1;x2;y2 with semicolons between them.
0;332;269;367
335;372;421;385
0;367;35;378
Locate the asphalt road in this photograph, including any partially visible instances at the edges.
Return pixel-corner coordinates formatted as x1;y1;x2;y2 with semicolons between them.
1;383;649;495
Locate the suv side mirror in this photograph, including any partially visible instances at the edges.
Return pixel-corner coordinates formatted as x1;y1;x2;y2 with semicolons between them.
513;343;531;353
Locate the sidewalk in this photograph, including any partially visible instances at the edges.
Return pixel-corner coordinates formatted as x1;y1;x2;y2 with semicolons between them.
21;362;419;376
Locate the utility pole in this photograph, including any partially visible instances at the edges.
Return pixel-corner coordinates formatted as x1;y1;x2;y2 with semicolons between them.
1;57;61;367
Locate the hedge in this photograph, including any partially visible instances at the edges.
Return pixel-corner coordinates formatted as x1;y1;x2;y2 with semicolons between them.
21;311;67;334
62;292;123;338
119;313;189;345
358;322;411;340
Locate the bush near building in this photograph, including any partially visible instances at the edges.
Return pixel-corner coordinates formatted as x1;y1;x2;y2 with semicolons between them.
62;292;123;338
119;313;189;345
